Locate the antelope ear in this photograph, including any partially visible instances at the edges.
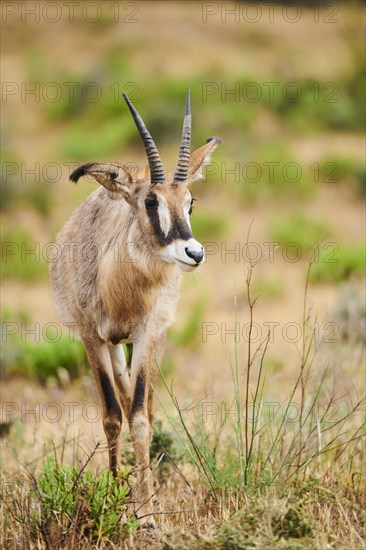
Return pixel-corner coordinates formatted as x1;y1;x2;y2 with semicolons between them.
70;162;137;205
187;137;222;184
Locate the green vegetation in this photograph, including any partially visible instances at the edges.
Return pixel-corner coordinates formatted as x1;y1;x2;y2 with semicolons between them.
50;74;365;141
1;151;54;217
1;230;48;281
13;336;87;382
10;60;360;221
320;156;366;197
153;263;365;548
157;350;365;498
270;213;332;251
23;183;54;218
252;278;284;300
235;142;317;202
2;455;137;546
310;243;366;283
62;117;136;161
1;181;54;217
269;215;365;283
169;296;208;348
19;62;363;169
162;500;315;549
270;75;365;133
191;212;228;241
1;313;87;382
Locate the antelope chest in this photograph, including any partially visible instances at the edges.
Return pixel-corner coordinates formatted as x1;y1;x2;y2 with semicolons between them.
98;265;180;345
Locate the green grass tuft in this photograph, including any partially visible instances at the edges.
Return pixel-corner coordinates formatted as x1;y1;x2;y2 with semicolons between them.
310;243;366;283
2;455;137;546
1;315;87;382
270;213;331;251
1;230;48;281
169;296;208;348
191;212;228;241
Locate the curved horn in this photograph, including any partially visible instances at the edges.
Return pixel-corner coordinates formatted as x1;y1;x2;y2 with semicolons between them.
123;93;165;184
173;89;191;183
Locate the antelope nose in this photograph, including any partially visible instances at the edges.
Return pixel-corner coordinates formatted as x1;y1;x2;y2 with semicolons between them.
185;246;204;264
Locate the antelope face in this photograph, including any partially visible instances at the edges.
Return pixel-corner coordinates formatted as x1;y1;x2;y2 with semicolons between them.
142;183;204;272
69;90;221;273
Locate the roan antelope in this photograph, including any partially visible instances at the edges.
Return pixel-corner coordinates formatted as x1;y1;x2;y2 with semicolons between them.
50;90;221;526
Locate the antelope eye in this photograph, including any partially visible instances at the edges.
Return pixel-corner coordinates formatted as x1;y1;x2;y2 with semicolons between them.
188;197;196;215
145;195;158;209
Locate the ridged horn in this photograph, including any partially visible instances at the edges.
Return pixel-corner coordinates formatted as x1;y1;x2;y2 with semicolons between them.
123;93;165;184
173;88;191;183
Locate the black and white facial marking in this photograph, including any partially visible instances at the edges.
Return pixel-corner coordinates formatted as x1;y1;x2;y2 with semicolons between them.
144;187;204;271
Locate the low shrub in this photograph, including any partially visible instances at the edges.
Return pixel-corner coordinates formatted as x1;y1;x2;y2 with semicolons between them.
1;319;87;382
1;230;48;281
270;213;331;252
2;455;137;547
310;243;365;283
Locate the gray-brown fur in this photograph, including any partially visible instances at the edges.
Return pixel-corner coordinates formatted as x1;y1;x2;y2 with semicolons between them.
50;93;221;527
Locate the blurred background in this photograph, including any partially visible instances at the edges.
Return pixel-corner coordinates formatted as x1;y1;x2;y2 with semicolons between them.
1;1;365;468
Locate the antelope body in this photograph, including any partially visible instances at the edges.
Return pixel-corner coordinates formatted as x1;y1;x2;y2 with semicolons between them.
50;90;221;526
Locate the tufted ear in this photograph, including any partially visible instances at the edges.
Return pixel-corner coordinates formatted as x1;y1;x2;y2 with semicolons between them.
186;136;222;184
70;162;137;205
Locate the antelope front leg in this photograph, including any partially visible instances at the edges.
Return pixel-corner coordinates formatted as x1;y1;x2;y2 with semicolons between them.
129;332;157;527
108;343;131;419
147;331;167;437
83;337;122;475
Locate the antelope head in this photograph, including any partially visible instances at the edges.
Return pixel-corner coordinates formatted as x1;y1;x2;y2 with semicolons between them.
70;90;221;272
